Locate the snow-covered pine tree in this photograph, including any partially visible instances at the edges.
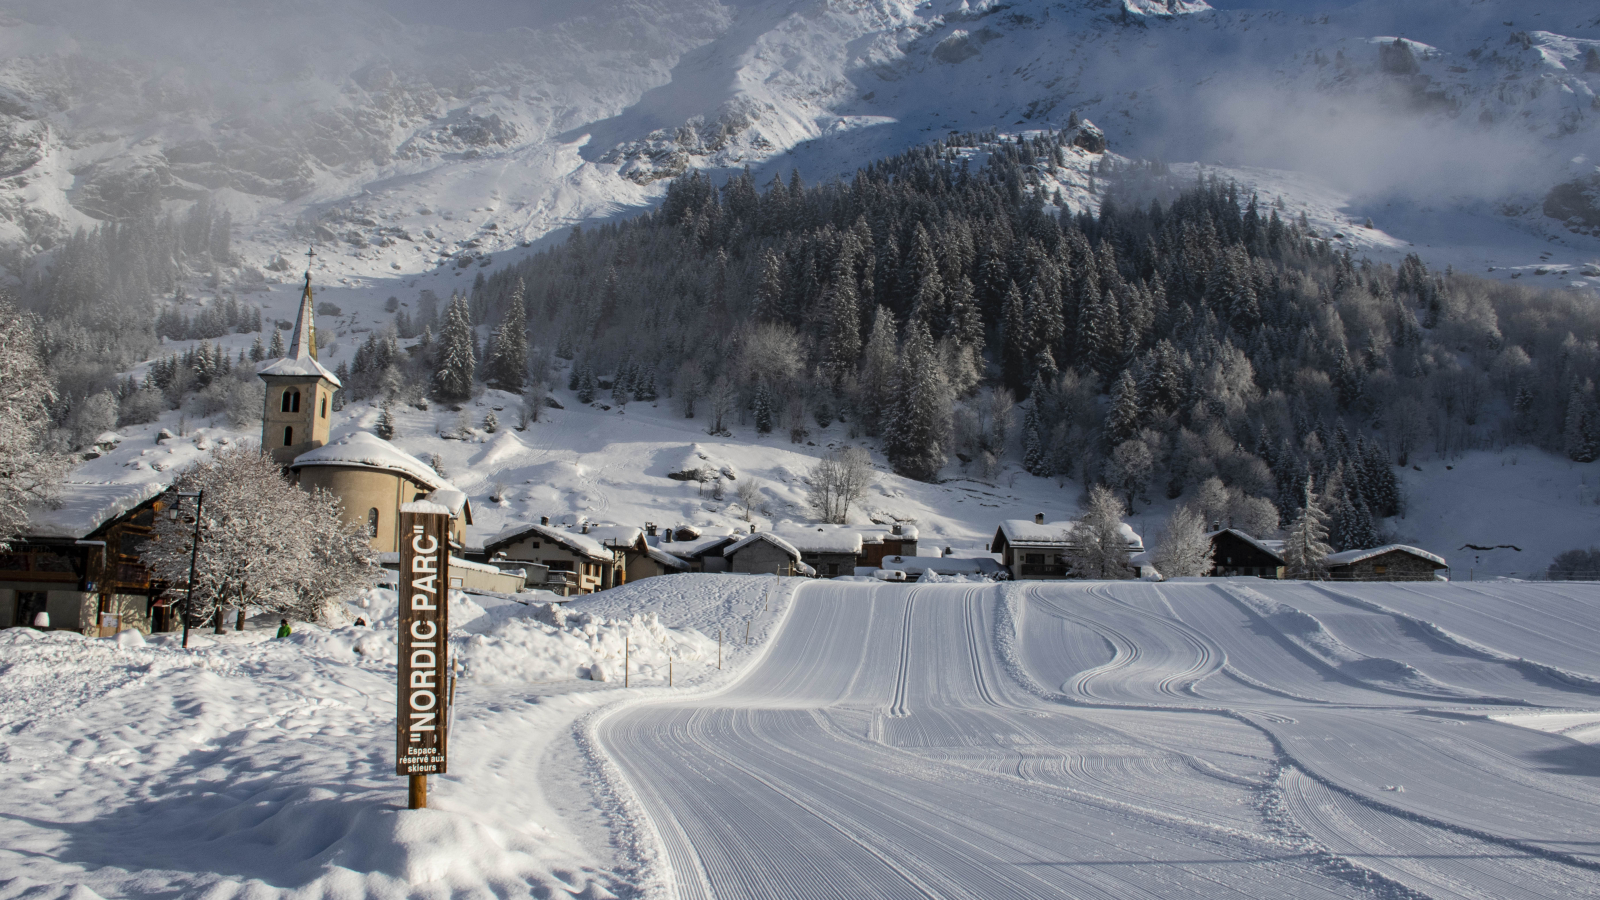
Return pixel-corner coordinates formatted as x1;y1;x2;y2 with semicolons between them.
1105;369;1141;447
483;412;498;433
0;301;69;545
268;327;285;357
1000;281;1030;393
1564;380;1600;463
820;278;861;387
1282;477;1333;579
484;278;528;393
375;401;396;440
752;381;775;433
857;306;898;435
575;363;597;404
883;317;952;481
249;336;264;362
432;293;477;402
1152;504;1215;578
752;249;784;321
1065;484;1133;579
635;368;658;402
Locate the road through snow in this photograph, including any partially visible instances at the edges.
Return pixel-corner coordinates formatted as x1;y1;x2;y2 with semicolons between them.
596;581;1600;900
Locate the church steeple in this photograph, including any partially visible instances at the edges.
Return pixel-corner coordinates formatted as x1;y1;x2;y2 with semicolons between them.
290;248;317;360
258;246;340;464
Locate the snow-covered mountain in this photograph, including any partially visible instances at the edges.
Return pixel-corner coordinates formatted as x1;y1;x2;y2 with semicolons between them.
0;0;1596;288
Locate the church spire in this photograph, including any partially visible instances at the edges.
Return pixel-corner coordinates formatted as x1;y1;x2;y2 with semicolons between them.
289;247;317;360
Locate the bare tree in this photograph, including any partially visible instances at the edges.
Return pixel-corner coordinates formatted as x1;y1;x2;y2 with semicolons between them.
705;374;736;436
736;477;762;522
141;444;378;626
807;447;873;524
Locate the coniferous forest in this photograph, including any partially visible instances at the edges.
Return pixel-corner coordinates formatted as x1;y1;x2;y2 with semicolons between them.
452;131;1600;547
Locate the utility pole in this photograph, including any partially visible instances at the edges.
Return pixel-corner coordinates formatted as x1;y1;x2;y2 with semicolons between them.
178;490;203;649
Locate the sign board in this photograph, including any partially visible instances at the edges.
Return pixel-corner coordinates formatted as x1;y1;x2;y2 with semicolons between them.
396;506;451;776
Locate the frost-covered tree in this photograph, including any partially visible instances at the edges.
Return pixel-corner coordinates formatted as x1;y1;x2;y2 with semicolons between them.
1282;478;1333;579
1107;438;1154;508
432;293;477;402
484;279;528;393
1563;381;1599;463
857;306;898;435
736;477;763;522
752;381;775;433
268;327;285;358
0;301;69;546
140;444;378;627
1065;484;1133;579
807;447;873;524
705;374;736;436
883;318;952;481
375;401;396;440
1152;505;1215;578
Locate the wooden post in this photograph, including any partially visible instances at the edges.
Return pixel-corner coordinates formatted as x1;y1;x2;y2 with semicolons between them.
625;639;630;688
717;628;721;669
396;504;451;809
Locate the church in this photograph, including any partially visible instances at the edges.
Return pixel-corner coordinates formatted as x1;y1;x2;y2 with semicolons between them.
256;272;474;555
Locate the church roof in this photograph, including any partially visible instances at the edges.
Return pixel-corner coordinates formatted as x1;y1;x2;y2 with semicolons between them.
291;432;452;492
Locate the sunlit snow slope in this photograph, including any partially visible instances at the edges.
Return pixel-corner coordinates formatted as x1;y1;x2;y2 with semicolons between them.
598;580;1600;900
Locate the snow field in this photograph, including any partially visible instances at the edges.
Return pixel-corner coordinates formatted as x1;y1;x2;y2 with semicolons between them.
591;578;1600;900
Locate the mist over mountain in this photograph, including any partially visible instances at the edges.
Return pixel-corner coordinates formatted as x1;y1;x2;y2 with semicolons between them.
0;0;1594;286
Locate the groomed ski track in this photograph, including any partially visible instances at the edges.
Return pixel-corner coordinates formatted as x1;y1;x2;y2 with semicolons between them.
596;581;1600;900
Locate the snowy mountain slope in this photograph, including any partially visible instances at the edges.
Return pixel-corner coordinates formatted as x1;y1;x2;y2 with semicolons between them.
0;0;1596;292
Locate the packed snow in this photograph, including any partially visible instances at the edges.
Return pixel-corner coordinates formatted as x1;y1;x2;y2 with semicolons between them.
3;575;1598;898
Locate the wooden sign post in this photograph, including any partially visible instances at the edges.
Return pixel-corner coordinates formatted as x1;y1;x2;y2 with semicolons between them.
397;503;451;809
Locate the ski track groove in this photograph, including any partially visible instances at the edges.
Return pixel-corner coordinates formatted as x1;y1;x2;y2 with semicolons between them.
588;580;1600;900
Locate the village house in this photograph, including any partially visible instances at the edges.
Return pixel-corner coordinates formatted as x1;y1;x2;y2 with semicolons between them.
1;482;172;634
583;524;692;584
482;519;620;593
989;513;1145;580
1207;529;1285;578
773;527;863;578
1325;545;1448;581
864;555;1008;582
722;532;816;576
654;528;740;573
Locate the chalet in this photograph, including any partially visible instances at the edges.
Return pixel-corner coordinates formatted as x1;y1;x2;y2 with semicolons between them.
588;524;691;583
722;532;816;576
990;513;1144;580
483;519;620;593
290;432;472;552
1207;529;1284;578
773;527;863;578
1;482;173;634
869;556;1008;582
1325;545;1448;581
859;524;918;568
656;530;740;573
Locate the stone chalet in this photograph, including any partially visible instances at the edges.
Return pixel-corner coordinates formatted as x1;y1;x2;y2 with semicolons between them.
1325;545;1448;581
1207;529;1285;578
990;513;1144;580
722;532;817;576
586;524;692;583
483;519;620;594
769;524;921;577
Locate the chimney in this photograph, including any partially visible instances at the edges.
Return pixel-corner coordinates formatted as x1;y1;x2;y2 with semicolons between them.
1034;512;1045;525
944;547;953;557
540;516;550;526
749;524;757;534
891;523;902;536
580;523;590;534
645;522;657;537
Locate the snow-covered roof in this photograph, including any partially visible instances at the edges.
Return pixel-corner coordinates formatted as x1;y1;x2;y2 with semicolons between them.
23;480;170;539
377;552;503;575
725;531;803;561
860;524;919;543
425;489;470;521
257;354;342;387
484;521;615;562
1325;544;1447;568
660;532;739;559
642;544;691;570
1207;528;1285;562
587;524;645;548
292;432;451;492
995;519;1143;551
774;526;863;555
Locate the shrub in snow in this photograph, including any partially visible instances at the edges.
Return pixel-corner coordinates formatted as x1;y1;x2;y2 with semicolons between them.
140;443;380;626
1547;547;1600;581
807;447;872;524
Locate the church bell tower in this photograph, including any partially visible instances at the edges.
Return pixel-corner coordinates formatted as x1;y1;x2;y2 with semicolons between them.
258;254;342;464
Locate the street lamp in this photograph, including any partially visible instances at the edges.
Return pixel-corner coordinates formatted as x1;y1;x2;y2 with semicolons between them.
172;490;204;649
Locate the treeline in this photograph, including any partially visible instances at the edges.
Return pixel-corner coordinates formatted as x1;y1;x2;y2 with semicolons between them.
445;130;1599;546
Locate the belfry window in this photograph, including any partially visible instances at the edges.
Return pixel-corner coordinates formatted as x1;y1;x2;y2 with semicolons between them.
282;389;301;413
283;425;294;446
367;508;379;537
321;395;328;418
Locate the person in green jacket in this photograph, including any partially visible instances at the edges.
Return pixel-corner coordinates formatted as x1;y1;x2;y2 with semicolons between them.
276;619;292;638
